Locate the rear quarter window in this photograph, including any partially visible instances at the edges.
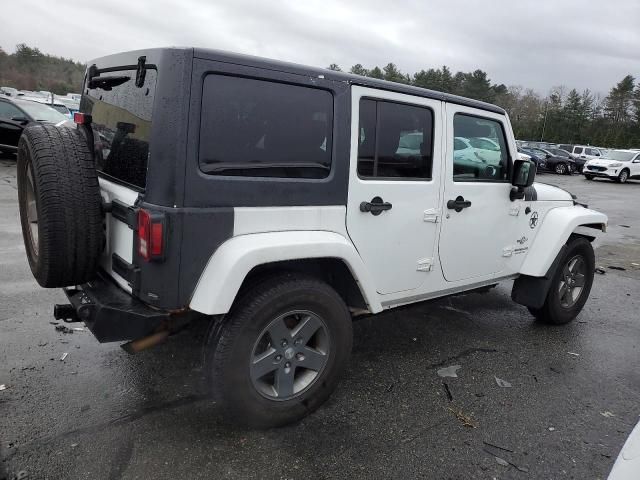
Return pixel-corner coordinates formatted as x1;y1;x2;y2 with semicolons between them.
198;75;333;179
81;68;157;190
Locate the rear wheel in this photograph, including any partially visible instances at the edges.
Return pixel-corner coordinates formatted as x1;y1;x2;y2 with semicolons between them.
555;163;567;175
206;273;353;428
529;237;595;325
616;169;629;184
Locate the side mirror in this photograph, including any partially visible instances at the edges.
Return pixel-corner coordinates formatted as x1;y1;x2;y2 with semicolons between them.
11;116;29;125
510;159;535;201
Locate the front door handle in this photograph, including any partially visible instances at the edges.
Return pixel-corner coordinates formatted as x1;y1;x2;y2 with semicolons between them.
446;195;472;213
360;196;392;216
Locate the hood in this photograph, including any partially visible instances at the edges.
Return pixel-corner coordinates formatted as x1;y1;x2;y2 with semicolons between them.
589;158;628;166
532;182;574;202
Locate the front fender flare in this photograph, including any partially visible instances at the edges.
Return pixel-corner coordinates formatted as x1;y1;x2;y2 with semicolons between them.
189;231;381;315
520;206;607;277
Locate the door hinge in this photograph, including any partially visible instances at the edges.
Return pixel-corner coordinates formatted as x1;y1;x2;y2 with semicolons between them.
502;246;514;257
509;205;521;216
423;209;440;223
417;258;434;272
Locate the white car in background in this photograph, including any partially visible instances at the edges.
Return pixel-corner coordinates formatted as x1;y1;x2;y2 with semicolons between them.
583;149;640;183
453;136;502;165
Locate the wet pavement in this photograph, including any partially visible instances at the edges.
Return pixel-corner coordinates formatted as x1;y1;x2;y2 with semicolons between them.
1;157;639;479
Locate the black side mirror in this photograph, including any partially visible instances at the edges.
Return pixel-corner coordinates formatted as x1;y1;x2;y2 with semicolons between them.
510;159;535;201
11;116;29;125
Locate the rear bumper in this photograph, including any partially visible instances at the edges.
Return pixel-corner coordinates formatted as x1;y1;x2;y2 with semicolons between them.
59;271;169;343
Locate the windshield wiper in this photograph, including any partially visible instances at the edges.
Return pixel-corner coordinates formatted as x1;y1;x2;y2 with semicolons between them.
201;162;331;173
88;75;131;91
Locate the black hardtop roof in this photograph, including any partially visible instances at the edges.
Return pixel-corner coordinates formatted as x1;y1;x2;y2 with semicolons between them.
89;47;506;115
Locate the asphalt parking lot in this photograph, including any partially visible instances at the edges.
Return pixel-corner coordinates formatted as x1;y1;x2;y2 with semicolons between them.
1;156;639;480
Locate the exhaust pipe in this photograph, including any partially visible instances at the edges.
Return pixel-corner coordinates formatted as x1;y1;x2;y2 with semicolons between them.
121;330;170;354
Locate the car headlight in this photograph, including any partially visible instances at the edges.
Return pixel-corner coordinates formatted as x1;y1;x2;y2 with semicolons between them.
609;162;623;167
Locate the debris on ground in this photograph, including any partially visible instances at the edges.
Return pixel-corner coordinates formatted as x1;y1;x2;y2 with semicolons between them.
0;384;7;391
548;426;556;431
60;352;68;361
595;267;606;274
437;364;461;378
37;342;47;347
482;445;529;472
601;411;615;418
631;262;640;267
448;406;478;428
55;325;74;334
495;456;509;467
72;327;85;332
619;225;630;228
608;266;626;271
494;376;512;388
567;352;580;356
443;382;453;401
483;440;514;453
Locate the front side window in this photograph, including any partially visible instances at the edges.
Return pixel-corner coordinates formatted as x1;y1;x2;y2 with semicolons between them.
199;75;333;179
357;99;433;179
452;114;510;182
0;102;22;119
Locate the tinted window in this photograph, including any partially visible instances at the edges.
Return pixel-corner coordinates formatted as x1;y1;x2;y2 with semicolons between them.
82;68;157;190
199;75;333;179
453;114;509;182
573;147;583;154
357;99;433;179
0;101;23;119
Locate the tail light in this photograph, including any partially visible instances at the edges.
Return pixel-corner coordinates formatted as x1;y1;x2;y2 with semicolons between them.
137;208;165;261
73;112;92;125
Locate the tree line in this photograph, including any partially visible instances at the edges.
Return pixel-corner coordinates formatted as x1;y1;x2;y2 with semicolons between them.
328;63;640;148
0;44;85;95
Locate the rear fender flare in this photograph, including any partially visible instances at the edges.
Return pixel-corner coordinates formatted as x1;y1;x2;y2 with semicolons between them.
189;231;381;315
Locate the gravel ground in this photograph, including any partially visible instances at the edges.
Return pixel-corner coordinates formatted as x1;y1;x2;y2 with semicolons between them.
1;157;639;480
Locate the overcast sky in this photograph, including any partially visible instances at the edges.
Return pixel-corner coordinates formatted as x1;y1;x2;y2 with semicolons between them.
3;0;639;96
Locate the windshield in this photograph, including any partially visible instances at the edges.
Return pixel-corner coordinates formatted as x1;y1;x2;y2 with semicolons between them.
51;104;70;115
603;150;636;161
15;100;69;123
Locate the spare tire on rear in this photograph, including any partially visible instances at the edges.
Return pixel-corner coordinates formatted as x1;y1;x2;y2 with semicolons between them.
17;124;104;287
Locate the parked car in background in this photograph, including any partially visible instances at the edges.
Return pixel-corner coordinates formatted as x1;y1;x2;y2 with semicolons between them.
558;144;603;164
0;97;70;154
583;150;640;183
21;96;73;119
1;86;19;97
519;147;546;171
527;147;576;175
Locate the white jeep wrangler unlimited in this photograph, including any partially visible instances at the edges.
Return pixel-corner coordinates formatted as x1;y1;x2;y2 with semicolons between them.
17;48;607;427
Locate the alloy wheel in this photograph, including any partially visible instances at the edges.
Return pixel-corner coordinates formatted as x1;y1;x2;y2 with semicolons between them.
558;255;587;308
25;162;39;256
250;310;330;400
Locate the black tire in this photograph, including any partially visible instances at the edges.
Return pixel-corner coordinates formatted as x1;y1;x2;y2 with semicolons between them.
616;169;629;184
529;237;595;325
17;124;103;287
584;175;593;180
555;163;567;175
206;273;353;428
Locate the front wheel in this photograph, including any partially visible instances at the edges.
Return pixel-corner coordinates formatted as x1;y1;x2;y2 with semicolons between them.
555;163;567;175
616;169;629;184
584;175;593;180
529;237;595;325
206;273;353;428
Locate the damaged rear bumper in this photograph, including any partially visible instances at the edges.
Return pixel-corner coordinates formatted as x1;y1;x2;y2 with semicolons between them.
56;271;170;343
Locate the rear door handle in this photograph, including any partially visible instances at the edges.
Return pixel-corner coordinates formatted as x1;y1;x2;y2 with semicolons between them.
360;196;392;216
446;196;472;213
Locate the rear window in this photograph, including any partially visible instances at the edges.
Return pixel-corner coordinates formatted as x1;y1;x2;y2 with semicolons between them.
199;75;333;179
81;67;157;190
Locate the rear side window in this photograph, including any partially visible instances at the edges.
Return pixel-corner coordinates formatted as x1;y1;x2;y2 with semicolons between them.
199;75;333;179
573;147;583;154
81;68;157;190
357;98;433;179
0;101;22;119
452;114;510;182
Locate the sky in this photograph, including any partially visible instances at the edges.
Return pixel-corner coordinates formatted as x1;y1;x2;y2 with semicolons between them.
3;0;640;96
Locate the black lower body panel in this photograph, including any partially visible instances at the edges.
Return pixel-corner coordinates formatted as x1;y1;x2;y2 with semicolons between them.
60;271;169;342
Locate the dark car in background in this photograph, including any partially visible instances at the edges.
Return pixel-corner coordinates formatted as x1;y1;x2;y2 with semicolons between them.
527;147;577;175
519;147;547;171
0;97;70;154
